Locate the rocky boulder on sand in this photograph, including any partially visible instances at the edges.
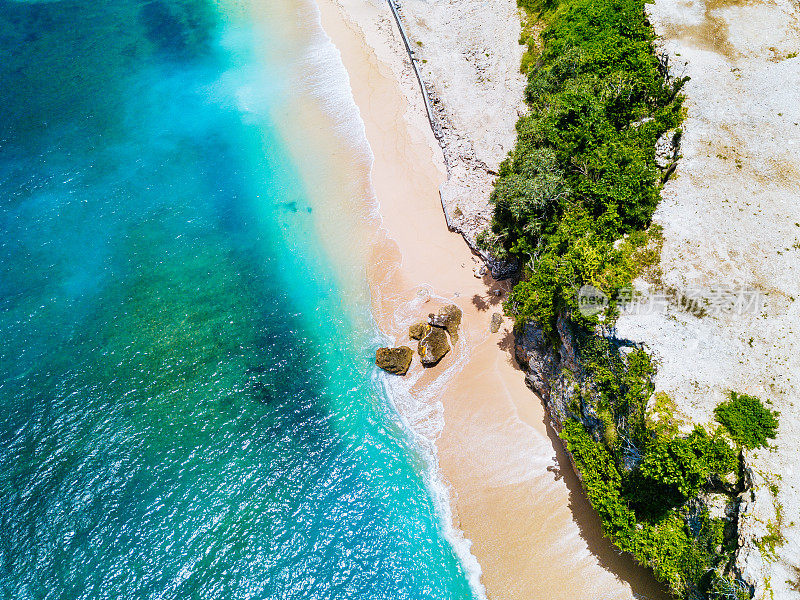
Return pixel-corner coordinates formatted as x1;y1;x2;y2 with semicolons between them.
427;304;462;342
417;326;450;366
375;346;414;375
408;322;430;340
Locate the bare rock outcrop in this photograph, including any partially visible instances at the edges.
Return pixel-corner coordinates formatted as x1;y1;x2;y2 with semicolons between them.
490;312;503;333
375;346;414;375
409;321;430;340
428;304;462;342
514;317;606;437
397;0;526;279
418;326;450;366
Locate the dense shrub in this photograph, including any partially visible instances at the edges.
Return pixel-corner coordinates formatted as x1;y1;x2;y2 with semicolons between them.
561;419;731;595
484;0;685;335
714;392;779;448
625;427;738;518
559;331;742;598
562;409;740;596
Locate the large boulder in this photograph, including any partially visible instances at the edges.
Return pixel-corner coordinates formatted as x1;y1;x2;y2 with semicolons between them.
417;326;450;366
490;312;503;333
428;304;462;342
375;346;414;375
409;321;430;340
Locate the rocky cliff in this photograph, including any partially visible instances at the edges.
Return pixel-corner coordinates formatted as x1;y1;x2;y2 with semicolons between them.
514;318;764;596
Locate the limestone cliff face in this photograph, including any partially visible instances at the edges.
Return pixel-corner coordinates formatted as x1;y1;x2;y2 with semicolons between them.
734;460;784;600
397;0;525;279
514;317;599;436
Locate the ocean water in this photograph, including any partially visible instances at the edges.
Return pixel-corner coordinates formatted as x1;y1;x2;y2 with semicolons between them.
0;1;478;598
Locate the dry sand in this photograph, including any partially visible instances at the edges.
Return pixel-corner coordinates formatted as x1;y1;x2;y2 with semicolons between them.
313;0;672;597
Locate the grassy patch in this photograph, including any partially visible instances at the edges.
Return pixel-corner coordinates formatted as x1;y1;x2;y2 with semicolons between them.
755;478;785;561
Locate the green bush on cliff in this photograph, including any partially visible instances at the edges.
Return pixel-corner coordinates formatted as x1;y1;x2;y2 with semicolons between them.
559;330;743;598
714;391;779;449
483;0;686;335
625;427;738;518
562;417;740;597
562;419;699;592
491;0;766;595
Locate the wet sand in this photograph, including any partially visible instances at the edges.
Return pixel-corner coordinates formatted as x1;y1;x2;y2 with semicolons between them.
312;0;672;598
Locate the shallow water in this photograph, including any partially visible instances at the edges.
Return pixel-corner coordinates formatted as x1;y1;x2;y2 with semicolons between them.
0;1;477;598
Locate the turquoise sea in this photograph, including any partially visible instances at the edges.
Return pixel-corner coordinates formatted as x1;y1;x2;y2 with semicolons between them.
0;1;478;598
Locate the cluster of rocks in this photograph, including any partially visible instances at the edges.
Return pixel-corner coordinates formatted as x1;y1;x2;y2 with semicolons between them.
375;304;462;375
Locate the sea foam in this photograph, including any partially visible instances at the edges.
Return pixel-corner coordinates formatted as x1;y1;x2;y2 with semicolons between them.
298;2;489;596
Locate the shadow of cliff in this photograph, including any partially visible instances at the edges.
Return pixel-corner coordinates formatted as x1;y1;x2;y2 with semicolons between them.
496;329;520;362
491;315;671;599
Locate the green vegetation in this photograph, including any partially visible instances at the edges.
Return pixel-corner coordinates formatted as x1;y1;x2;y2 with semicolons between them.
481;0;685;336
560;334;745;598
562;421;743;596
488;0;784;595
714;392;779;449
554;336;781;598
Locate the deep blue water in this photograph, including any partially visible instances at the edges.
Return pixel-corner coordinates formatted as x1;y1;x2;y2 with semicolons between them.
0;1;477;598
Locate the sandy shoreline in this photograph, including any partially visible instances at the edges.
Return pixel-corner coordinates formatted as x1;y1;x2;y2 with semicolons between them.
312;0;672;598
